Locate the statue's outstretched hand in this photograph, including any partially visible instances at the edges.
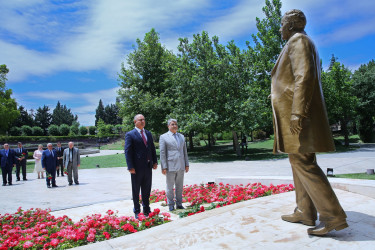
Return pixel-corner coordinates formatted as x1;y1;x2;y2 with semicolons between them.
290;114;303;135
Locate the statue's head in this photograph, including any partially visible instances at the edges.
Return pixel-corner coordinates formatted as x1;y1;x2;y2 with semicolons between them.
280;9;306;40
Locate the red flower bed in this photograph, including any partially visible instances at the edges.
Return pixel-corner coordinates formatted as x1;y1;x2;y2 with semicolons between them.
149;183;295;217
0;208;170;249
1;183;294;249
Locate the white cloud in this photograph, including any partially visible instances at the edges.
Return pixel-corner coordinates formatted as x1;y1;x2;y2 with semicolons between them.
15;87;120;126
1;0;210;83
202;0;263;42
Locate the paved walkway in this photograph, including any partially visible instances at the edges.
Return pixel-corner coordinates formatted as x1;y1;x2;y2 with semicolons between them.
1;146;375;249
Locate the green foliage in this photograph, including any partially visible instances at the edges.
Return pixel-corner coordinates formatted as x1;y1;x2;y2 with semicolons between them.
105;124;114;134
0;64;19;134
32;126;44;136
79;126;88;135
89;126;96;135
48;124;60;136
114;124;124;134
59;124;70;136
321;55;358;146
51;101;76;126
352;60;375;142
11;105;34;128
95;99;105;126
118;28;175;134
21;125;33;136
70;124;79;135
96;119;106;137
34;105;52;135
9;127;21;136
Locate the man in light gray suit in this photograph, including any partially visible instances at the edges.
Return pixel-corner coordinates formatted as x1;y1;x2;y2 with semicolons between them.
63;142;80;185
159;119;189;211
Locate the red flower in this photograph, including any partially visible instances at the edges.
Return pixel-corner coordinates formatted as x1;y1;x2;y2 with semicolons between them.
200;206;205;212
103;231;111;240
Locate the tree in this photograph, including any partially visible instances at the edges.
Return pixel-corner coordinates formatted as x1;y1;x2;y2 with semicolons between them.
103;103;122;125
34;105;52;135
79;126;88;135
48;125;60;136
21;125;33;136
0;64;19;134
51;101;76;126
95;99;105;126
248;0;285;135
321;56;358;146
12;106;34;128
9;127;21;136
59;124;70;136
352;60;375;142
32;126;44;136
89;126;96;135
118;28;175;134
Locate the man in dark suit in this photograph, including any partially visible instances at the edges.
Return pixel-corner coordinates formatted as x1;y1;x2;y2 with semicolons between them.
42;143;58;188
125;114;158;218
55;142;64;177
0;143;16;186
15;142;28;181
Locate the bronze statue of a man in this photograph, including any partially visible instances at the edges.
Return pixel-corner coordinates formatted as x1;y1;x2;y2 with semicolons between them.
271;9;348;236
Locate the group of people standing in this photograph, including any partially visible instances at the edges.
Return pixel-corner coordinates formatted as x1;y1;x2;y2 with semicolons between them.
0;141;80;188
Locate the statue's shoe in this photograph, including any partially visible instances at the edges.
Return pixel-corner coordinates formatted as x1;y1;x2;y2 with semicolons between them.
281;210;316;226
307;220;348;236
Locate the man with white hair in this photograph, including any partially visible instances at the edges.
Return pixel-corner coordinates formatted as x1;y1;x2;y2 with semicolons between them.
63;142;80;185
42;143;58;188
159;119;189;211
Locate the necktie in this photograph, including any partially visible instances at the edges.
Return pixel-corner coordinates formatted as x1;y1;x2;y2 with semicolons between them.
173;133;179;147
5;150;8;157
141;130;147;146
50;150;53;157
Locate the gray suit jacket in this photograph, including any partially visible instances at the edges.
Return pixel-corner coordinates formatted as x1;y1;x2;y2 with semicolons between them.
63;147;80;168
159;131;189;171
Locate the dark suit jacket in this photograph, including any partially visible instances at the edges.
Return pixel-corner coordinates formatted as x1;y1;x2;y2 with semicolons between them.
56;147;64;158
125;128;157;171
0;149;16;168
41;149;58;172
15;147;28;164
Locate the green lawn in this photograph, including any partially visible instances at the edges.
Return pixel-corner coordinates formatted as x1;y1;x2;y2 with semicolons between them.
331;173;375;180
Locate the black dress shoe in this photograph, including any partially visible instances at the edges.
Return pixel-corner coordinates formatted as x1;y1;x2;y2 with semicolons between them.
23;179;27;181
69;183;73;186
62;174;64;176
176;205;185;209
75;182;79;185
47;186;51;188
2;183;6;186
17;179;20;181
52;185;58;187
134;213;139;219
8;183;12;185
169;206;175;211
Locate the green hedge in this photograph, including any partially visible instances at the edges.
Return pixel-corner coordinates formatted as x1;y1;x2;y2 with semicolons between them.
0;134;120;143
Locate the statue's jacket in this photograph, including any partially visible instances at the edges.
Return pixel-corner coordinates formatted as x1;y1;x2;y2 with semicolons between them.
271;32;335;154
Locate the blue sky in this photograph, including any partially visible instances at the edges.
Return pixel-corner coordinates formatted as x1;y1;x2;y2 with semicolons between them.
1;0;375;126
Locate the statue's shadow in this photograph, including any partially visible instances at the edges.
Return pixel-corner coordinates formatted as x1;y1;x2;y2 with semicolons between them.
316;211;375;241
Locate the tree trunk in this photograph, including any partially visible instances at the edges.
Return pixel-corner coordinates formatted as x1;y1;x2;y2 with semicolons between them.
189;132;194;150
341;119;349;147
208;133;212;148
232;131;241;156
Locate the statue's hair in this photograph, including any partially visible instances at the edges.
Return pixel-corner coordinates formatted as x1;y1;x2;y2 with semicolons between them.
283;9;306;31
